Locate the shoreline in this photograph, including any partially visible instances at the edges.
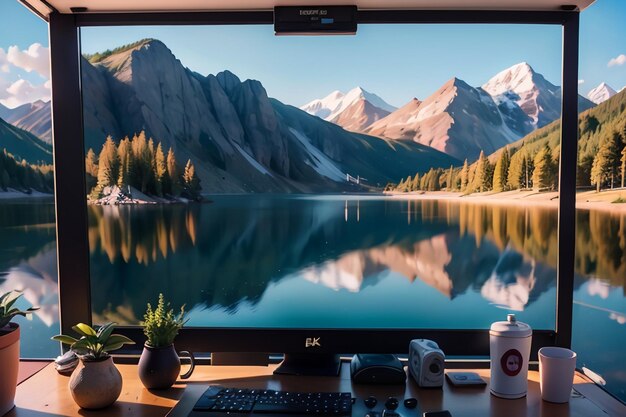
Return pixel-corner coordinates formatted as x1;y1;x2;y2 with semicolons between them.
0;190;53;200
385;189;626;213
3;188;626;213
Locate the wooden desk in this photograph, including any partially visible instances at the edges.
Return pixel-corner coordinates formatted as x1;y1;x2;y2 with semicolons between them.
8;362;625;417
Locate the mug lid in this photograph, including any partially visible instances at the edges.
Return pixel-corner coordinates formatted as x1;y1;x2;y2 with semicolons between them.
490;314;532;337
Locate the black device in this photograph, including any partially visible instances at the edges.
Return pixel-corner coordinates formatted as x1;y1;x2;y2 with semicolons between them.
364;397;377;408
192;386;352;415
274;6;357;35
403;398;418;409
445;372;487;387
384;397;399;410
350;354;406;385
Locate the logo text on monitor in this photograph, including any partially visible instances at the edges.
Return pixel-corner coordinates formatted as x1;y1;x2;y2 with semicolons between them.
305;337;321;347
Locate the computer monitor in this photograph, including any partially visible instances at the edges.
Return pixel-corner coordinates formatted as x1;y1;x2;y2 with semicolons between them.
51;8;581;375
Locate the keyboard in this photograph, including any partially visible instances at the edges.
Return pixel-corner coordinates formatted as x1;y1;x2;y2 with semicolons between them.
192;386;353;415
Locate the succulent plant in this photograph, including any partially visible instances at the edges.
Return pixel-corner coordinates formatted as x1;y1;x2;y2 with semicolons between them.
142;293;187;348
52;322;135;361
0;291;38;330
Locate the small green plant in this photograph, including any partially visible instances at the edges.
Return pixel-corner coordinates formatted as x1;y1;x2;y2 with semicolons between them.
142;293;187;348
0;291;38;330
52;322;135;361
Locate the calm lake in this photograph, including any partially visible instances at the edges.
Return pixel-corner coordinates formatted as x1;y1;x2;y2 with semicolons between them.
1;195;625;401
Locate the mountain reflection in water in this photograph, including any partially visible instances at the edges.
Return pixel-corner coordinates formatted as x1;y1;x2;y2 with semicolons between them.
87;196;571;326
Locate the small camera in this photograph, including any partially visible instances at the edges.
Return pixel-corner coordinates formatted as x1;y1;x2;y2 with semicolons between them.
408;339;445;388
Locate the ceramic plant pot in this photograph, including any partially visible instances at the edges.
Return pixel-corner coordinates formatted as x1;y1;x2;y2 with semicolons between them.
69;356;122;409
138;344;195;389
0;323;20;416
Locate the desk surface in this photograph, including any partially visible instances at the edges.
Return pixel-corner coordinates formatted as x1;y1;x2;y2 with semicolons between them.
8;362;625;417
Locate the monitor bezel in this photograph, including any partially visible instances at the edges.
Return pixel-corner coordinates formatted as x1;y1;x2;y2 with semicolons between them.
49;8;579;360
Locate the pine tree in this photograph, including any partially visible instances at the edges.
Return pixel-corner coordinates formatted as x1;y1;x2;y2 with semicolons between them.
131;131;153;194
446;166;454;191
460;159;469;192
85;148;98;178
492;147;510;192
166;147;180;196
117;137;134;189
471;151;491;193
419;174;427;191
403;177;410;192
153;142;168;197
411;173;420;191
621;146;626;188
93;136;120;198
591;130;622;191
577;154;594;187
533;145;556;191
183;159;201;199
85;148;99;192
507;151;527;190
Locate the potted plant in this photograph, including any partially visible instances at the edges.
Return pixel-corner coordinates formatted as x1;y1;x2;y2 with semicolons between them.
138;293;195;389
52;322;134;409
0;291;38;416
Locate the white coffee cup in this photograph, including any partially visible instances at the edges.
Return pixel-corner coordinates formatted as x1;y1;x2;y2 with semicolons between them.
538;347;577;403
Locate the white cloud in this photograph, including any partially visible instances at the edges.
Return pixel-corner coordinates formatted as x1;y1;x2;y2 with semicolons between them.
6;43;50;78
578;79;585;85
608;54;626;67
0;78;51;108
0;48;9;73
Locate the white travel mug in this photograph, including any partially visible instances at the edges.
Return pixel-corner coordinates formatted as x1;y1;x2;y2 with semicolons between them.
539;347;577;403
489;314;532;399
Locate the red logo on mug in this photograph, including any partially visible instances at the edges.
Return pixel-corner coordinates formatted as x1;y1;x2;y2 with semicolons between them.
500;349;523;376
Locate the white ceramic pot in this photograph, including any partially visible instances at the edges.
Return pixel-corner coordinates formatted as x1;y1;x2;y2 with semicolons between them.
0;323;20;416
489;314;532;399
69;356;122;409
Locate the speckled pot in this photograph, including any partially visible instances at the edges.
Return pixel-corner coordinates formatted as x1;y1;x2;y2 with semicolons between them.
69;356;122;409
0;323;20;416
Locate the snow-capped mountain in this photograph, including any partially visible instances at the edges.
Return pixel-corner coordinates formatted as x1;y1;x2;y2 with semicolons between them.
482;62;594;129
300;87;396;132
365;62;596;161
367;78;524;161
587;82;617;104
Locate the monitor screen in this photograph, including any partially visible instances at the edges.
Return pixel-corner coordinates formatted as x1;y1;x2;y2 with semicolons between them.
79;23;571;345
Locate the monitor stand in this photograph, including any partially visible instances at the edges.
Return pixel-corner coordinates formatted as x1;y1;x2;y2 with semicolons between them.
273;353;341;376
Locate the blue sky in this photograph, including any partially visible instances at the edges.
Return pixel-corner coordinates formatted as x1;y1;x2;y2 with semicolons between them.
0;0;625;108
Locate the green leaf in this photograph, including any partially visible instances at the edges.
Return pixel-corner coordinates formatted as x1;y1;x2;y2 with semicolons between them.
102;341;128;352
107;334;135;345
83;335;101;347
71;339;93;352
102;334;134;352
51;335;78;345
0;293;10;305
72;323;96;337
96;322;116;341
4;295;18;311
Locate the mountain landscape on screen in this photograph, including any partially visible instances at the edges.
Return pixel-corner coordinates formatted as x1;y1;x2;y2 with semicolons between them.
79;39;458;193
587;82;617;104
